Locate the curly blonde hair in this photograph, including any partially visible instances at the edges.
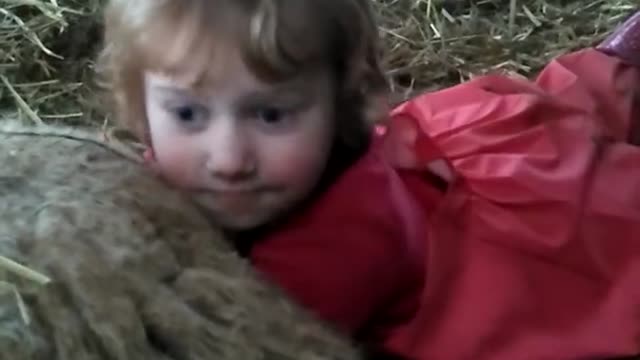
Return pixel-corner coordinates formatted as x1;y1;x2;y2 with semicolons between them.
96;0;389;152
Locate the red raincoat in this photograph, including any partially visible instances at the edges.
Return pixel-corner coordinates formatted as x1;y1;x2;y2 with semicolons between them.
250;48;640;359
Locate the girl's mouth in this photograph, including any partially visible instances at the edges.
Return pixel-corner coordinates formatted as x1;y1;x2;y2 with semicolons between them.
191;188;264;210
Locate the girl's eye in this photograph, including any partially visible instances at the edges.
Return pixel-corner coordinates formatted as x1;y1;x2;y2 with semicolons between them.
176;106;195;121
253;106;299;133
256;107;285;124
169;104;210;128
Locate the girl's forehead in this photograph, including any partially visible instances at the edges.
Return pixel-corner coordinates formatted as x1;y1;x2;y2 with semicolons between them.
144;56;328;101
137;11;334;98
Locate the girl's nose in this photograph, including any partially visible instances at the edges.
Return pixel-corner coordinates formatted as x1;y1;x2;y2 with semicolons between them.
204;122;256;182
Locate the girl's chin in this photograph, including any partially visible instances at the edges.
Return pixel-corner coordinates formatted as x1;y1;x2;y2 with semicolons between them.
190;195;275;231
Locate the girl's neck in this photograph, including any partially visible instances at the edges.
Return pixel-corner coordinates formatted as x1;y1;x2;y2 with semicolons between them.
227;134;373;257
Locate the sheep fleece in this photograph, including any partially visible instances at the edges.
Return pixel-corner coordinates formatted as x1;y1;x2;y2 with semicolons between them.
0;120;363;360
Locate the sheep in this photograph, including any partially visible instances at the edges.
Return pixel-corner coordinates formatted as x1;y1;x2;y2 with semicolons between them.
0;119;363;360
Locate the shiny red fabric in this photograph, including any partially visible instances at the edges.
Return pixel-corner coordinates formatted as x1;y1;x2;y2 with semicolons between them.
250;48;640;359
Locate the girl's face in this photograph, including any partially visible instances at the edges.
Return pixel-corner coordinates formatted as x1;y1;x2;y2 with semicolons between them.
143;46;336;230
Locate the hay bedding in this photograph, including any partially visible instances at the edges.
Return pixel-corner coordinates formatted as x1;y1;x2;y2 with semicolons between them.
0;119;364;360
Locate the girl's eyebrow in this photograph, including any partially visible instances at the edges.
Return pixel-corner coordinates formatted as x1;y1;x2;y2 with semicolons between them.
149;77;316;105
234;89;311;112
151;86;212;105
150;85;195;98
238;80;315;104
242;88;302;102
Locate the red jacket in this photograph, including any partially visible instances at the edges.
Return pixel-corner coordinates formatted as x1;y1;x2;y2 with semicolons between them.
250;48;640;359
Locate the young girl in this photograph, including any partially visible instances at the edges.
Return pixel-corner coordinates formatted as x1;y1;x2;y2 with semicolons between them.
97;0;640;358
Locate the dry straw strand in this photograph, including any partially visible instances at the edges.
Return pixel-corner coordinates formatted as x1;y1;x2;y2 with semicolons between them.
1;75;44;125
0;253;51;325
0;255;51;286
0;281;31;324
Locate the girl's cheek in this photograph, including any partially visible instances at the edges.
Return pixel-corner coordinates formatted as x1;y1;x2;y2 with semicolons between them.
152;146;197;188
266;146;330;186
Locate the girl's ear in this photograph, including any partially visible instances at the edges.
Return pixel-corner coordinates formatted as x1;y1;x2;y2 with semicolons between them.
143;147;155;164
142;147;162;175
